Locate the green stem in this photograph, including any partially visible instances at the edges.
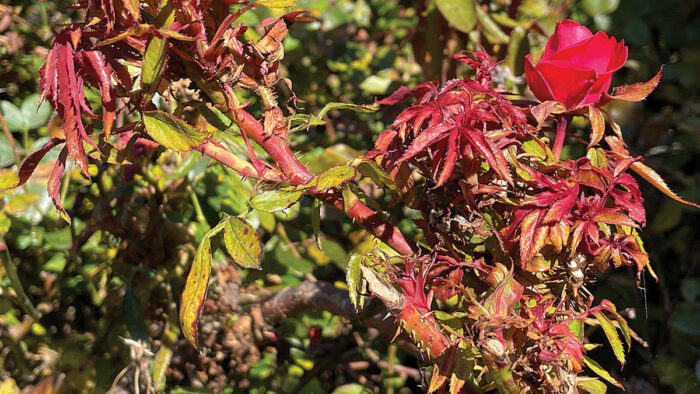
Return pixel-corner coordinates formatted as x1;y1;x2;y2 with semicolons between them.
0;236;39;319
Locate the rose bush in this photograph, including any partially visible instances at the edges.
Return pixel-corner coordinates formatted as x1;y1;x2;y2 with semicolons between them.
525;19;628;109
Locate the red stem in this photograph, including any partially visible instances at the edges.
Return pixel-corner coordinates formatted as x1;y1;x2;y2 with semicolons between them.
231;109;416;255
552;114;569;161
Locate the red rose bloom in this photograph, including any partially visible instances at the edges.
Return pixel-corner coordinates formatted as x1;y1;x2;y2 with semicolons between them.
525;20;628;110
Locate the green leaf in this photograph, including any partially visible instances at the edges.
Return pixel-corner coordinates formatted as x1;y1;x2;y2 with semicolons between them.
199;104;234;132
360;75;392;95
249;189;303;212
355;159;400;194
592;311;625;366
142;37;168;97
315;165;356;190
21;94;52;130
0;101;26;132
586;147;608;168
143;110;210;152
312;198;321;248
257;0;298;8
576;377;607;394
434;0;476;33
346;254;364;312
316;101;380;120
583;356;623;388
180;225;220;350
332;383;372;394
223;216;263;269
474;4;508;44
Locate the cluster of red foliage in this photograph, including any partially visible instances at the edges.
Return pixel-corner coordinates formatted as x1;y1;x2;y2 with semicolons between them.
364;51;672;391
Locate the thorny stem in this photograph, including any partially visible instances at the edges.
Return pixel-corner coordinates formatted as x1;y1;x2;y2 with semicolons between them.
186;65;415;255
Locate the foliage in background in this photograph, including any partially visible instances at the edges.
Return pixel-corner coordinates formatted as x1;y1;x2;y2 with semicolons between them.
0;0;698;393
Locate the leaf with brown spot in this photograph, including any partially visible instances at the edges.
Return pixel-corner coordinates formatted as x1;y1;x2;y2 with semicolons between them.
223;217;263;270
180;228;217;350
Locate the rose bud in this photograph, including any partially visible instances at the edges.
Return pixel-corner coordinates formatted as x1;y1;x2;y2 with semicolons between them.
525;19;628;110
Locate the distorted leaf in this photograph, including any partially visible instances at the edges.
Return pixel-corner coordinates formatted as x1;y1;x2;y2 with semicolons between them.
223;217;263;269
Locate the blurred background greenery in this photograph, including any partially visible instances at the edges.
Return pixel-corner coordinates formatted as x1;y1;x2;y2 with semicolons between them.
0;0;698;392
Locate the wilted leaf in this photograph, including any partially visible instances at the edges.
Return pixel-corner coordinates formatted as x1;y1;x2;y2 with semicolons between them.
249;189;303;212
143;111;210;152
223;217;263;269
180;223;223;350
588;106;605;147
434;0;476;33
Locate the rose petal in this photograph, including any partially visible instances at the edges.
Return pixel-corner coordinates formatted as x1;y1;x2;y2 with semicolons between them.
607;38;628;71
580;71;613;107
534;61;596;109
547;32;615;74
542;20;593;61
525;54;555;102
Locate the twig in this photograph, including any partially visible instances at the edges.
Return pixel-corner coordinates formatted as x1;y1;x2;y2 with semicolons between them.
0;108;21;167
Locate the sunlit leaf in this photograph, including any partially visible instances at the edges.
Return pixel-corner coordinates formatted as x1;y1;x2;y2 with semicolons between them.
315;165;356;190
249;189;303;212
223;217;263;269
434;0;476;33
180;222;224;350
142;37;168;97
346;254;364;312
576;377;607;394
143;110;211;152
592;311;625;366
583;356;623;388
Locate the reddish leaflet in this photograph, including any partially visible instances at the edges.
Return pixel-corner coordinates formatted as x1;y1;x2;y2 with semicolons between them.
16;2;699;393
